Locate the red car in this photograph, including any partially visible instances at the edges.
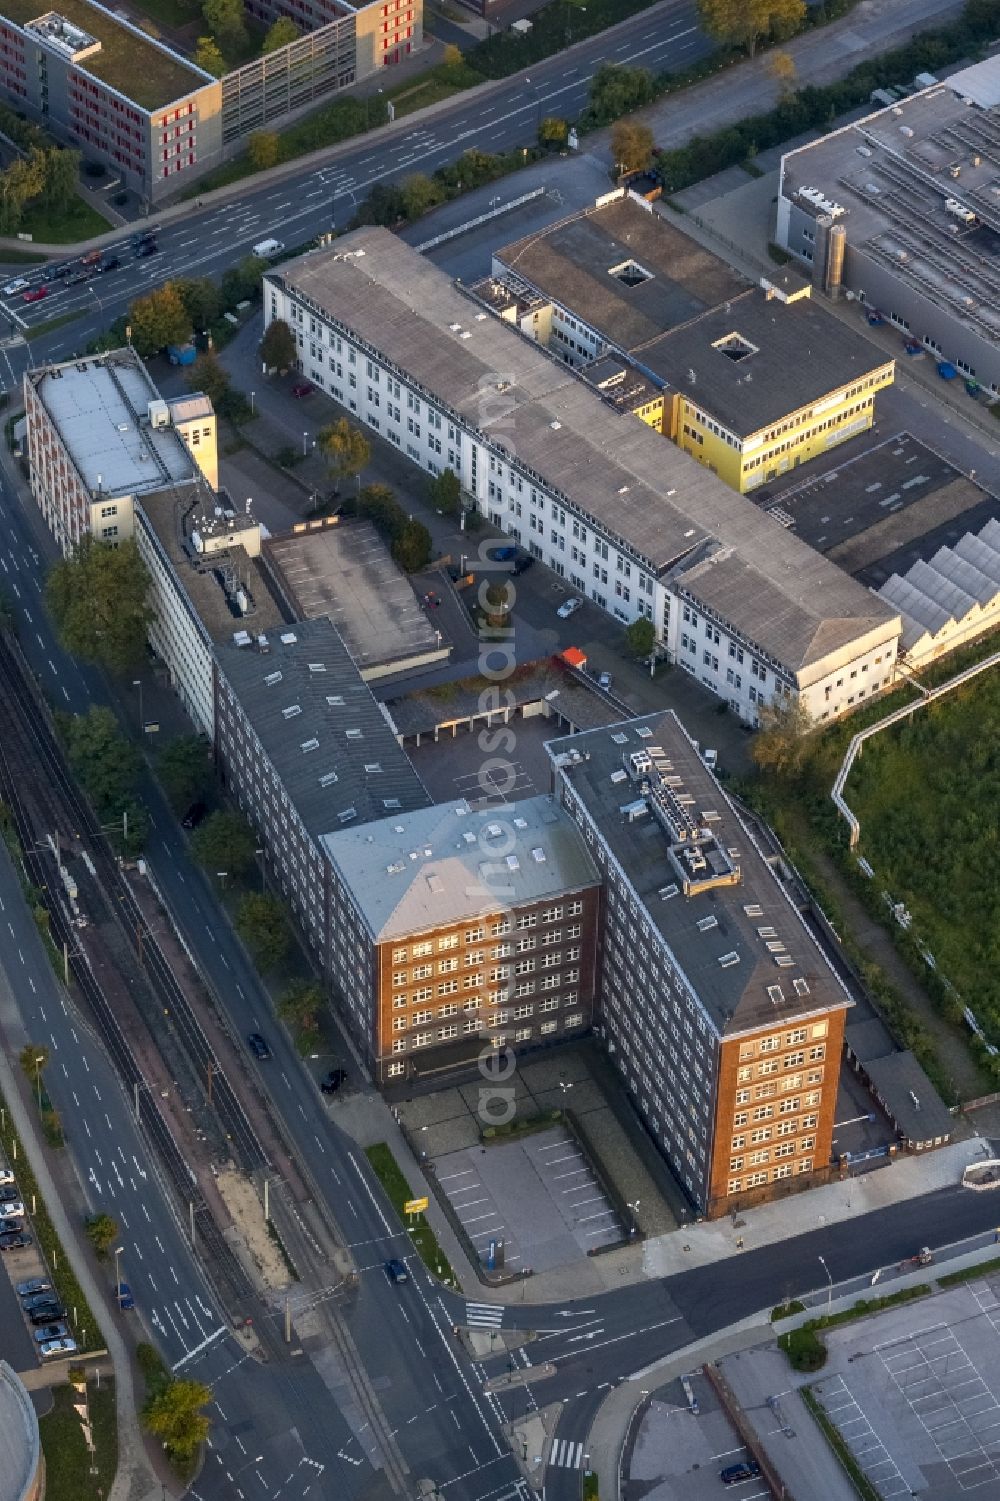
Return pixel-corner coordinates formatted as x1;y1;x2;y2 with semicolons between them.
291;381;314;398
23;286;47;303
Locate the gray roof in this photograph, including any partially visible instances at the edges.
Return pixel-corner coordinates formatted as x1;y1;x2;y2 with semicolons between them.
29;349;196;498
382;658;620;736
547;711;852;1038
494;195;746;347
845;1015;895;1062
0;1361;40;1501
216;616;431;839
321;793;599;942
273;233;899;676
862;1051;953;1143
264;521;445;673
639;288;892;437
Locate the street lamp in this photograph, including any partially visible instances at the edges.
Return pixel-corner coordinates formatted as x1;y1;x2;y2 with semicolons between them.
524;75;542;134
33;1054;44;1112
818;1254;833;1313
302;431;311;458
250;391;255;417
114;1246;124;1307
132;678;143;728
217;870;228;892
255;847;266;894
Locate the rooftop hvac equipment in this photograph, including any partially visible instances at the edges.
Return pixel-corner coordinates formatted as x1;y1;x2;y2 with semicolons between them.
147;399;170;429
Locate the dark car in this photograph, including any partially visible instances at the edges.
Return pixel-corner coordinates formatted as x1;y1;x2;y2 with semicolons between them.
181;801;207;830
135;242;159;259
17;1278;52;1298
247;1033;271;1060
132;226;160;245
22;1292;60;1311
720;1460;762;1485
383;1258;409;1285
66;271;90;286
320;1068;347;1095
33;1322;69;1342
99;256;121;273
0;1232;33;1251
291;381;315;398
29;1304;65;1324
116;1282;135;1310
0;1184;20;1202
0;1216;23;1233
52;264;73;280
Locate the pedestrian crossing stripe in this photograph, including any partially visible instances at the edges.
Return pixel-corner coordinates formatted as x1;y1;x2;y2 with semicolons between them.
549;1440;584;1469
465;1302;504;1327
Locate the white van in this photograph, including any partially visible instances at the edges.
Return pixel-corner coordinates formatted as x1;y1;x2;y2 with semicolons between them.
252;238;285;259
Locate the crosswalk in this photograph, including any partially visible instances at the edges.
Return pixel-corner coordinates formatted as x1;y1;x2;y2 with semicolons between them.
465;1301;504;1329
549;1440;585;1470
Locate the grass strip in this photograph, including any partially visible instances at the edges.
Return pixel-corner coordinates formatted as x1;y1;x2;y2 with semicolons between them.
365;1142;458;1287
770;1299;806;1321
801;1384;882;1501
19;195;110;245
0;1083;104;1352
39;1379;118;1501
938;1256;1000;1288
25;310;85;343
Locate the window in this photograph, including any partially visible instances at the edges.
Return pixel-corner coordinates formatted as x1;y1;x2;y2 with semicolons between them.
413;941;433;958
391;947;408;963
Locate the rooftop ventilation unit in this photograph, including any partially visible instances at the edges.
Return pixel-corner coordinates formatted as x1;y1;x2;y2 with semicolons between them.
319;771;338;787
281;704;302;719
301;738;319;753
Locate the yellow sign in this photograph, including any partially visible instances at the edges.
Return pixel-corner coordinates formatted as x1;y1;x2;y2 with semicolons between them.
404;1197;429;1216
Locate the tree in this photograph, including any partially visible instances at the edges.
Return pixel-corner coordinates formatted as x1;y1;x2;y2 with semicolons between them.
247;130;280;172
85;1212;119;1259
538;116;569;149
62;706;140;814
278;979;324;1035
624;616;656;658
143;1377;212;1461
20;1043;49;1085
611;120;655;175
697;0;805;57
190;810;257;878
588;64;655;125
194;35;226;76
221;254;265;309
260;318;296;372
750;697;813;775
157;735;212;812
318;417;370;489
441;42;462;67
262;15;298;51
235;892;290;972
202;0;247;52
399;172;443;221
46;536;153;675
769;49;797;95
127;283;192;357
427;467;461;518
41;147;80;211
174;276;221;331
357;483;404;543
393;519;433;573
191;349;230;409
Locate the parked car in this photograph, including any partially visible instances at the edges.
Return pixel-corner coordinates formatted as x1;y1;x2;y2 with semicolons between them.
320;1068;348;1095
2;278;29;296
0;1216;24;1232
556;597;582;619
720;1460;761;1485
383;1258;409;1285
23;287;47;303
22;1292;61;1312
181;801;207;830
0;1201;25;1219
291;381;315;398
116;1282;135;1310
597;671;612;690
39;1337;77;1358
0;1183;21;1202
247;1033;271;1060
0;1232;33;1251
17;1278;52;1298
33;1322;69;1342
0;1168;15;1187
135;242;158;259
29;1304;65;1324
701;748;719;772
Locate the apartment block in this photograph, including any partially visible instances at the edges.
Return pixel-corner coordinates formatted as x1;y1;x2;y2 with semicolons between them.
264;230;900;728
322;796;601;1084
547;712;851;1218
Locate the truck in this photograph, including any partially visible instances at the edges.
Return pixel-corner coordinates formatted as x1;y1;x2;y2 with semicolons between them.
167;342;196;366
252;237;285;259
899;1246;934;1269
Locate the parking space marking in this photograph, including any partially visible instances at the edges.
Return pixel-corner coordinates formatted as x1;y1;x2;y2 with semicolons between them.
812;1375;909;1497
876;1326;1000;1490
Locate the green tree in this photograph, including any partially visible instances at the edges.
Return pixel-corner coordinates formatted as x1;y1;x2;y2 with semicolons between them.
46;536;153;674
357;483;404;543
698;0;806;56
190;810;256;878
262;15;298;51
318;417;370;490
440;42;462;67
247;130;281;172
278;979;324;1035
0;148;47;233
191;349;230;409
393;519;433;573
127;283;192;357
260;318;297;372
174;275;221;331
538;116;569;149
41;147;80;210
143;1377;212;1461
118;796;151;859
611;120;655;175
85;1212;119;1259
399;172;443;221
157;735;212;813
194;35;226;76
588;64;655;125
19;1043;49;1086
750;697;813;775
624;616;656;658
62;706;141;814
360;182;406;227
235;892;290;972
221;254;265;308
427;467;461;518
202;0;247;51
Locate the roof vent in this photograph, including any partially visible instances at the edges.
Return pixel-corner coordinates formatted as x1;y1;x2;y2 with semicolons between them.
531;847;546;863
387;860;405;874
718;951;740;968
280;631;298;644
282;704;302;719
346;727;363;740
767;984;785;1005
338;807;357;823
301;738;319;753
506;854;519;871
383;798;402;810
793;977;810;996
308;662;327;673
550;420;562;430
696;915;718;932
264;670;283;686
327;694;345;706
364;762;382;774
319;771;338;787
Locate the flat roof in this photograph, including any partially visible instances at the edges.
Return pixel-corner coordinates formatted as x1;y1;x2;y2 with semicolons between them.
264;521;445;672
216;616;431;840
273;233;898;676
382;657;620;737
641;288;892;437
137;488;288;646
547;711;852;1038
322;793;600;942
30;350;196;498
494;194;746;347
6;0;206;110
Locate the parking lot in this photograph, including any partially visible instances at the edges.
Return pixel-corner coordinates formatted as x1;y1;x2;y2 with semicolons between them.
625;1371;767;1501
405;713;557;809
809;1277;1000;1498
436;1122;621;1272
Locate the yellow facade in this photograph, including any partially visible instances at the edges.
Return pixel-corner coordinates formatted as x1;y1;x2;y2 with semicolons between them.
668;362;895;494
629;394;665;433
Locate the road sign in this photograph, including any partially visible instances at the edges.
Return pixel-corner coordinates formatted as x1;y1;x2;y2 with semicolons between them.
404;1197;428;1215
